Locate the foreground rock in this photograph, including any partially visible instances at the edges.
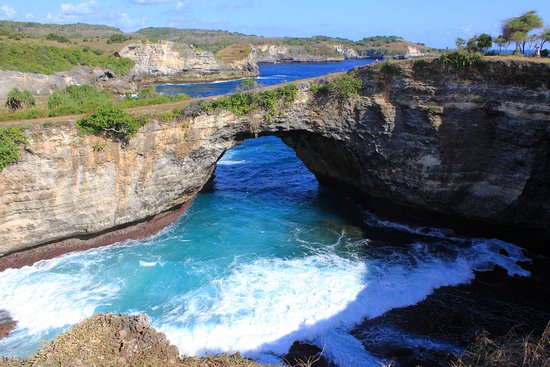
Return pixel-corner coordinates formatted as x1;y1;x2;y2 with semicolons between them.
0;58;549;262
0;313;267;367
0;311;16;340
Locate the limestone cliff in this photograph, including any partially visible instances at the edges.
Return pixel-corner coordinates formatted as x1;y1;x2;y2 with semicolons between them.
0;58;548;260
0;67;136;99
119;41;258;84
252;44;360;63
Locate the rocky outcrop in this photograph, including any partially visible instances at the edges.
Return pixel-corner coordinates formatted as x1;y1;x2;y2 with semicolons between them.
0;67;137;99
0;58;549;260
252;44;360;63
1;313;268;366
120;41;258;84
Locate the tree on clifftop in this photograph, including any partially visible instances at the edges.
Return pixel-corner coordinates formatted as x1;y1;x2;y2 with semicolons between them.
502;10;543;55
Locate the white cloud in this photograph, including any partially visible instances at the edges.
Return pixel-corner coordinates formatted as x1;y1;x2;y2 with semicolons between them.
25;12;35;21
60;0;98;16
176;0;191;11
118;12;146;30
131;0;171;4
0;4;16;19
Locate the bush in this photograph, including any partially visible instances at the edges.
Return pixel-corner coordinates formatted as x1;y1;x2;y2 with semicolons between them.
107;34;130;44
310;74;363;100
190;84;299;119
440;50;482;70
5;88;35;111
0;126;28;171
48;85;112;116
46;33;70;43
541;49;549;58
76;107;146;144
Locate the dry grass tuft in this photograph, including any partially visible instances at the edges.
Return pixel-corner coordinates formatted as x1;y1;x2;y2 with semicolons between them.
451;323;550;367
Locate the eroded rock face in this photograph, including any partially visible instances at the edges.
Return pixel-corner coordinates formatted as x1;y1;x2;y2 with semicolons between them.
0;58;548;259
0;67;137;99
252;44;359;63
120;41;258;84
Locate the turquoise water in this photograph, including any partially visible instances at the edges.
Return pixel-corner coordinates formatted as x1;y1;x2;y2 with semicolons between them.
0;137;531;366
156;59;375;97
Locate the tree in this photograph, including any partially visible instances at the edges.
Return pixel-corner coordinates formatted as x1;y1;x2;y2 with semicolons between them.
502;10;543;55
540;27;550;49
5;88;35;112
455;37;466;50
494;35;509;54
477;33;493;54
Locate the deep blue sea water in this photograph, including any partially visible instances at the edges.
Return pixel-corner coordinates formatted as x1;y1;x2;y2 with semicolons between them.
156;59;375;98
0;61;533;366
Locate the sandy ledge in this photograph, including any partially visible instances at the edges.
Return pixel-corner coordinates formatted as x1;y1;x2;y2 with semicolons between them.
0;200;193;272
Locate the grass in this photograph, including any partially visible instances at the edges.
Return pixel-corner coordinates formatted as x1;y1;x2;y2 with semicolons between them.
215;43;252;63
309;74;363;100
0;41;133;75
450;323;550;367
0;85;189;122
189;84;299;119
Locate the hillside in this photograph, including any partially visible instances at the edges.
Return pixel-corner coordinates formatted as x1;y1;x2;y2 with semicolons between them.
135;28;439;58
0;20;123;38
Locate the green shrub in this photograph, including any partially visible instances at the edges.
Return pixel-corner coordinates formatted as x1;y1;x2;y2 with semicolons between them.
380;62;402;77
195;84;298;119
310;75;362;100
237;78;256;91
48;85;112;116
76;107;146;144
541;49;549;58
0;42;133;75
5;88;35;111
0;126;28;171
46;33;70;43
440;50;483;69
118;87;188;109
107;34;130;44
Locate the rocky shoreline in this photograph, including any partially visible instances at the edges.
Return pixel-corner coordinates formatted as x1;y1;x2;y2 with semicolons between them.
0;199;192;271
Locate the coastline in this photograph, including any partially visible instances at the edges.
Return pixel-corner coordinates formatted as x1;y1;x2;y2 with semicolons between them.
0;199;193;272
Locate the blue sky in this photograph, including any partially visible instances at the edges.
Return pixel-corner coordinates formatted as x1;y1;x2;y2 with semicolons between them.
0;0;549;48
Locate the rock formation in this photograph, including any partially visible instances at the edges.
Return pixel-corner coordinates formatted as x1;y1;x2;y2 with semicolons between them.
0;58;548;262
0;67;136;99
252;44;360;63
119;41;258;84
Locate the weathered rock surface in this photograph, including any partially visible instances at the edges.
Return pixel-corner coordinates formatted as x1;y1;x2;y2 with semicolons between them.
120;41;258;84
0;58;549;259
252;44;360;63
0;67;137;99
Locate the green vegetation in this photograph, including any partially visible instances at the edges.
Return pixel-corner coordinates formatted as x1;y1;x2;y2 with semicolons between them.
188;84;298;119
237;78;257;91
5;88;35;111
0;20;122;38
310;75;363;100
0;85;188;122
502;10;543;55
107;34;130;44
0;42;133;75
0;126;27;171
76;107;146;143
45;33;69;43
440;50;482;70
48;85;112;116
135;28;438;57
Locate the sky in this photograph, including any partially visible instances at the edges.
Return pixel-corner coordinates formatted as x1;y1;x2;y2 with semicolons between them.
0;0;549;48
